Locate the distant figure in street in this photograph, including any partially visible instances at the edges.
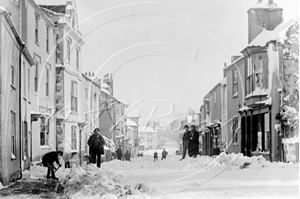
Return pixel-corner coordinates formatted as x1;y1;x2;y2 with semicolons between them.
87;128;105;167
161;149;168;160
116;147;123;160
188;125;200;158
153;151;158;162
180;125;190;161
42;151;63;180
124;150;131;161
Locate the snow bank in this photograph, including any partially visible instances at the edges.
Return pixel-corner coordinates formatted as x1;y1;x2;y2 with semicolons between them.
103;153;298;172
61;164;154;198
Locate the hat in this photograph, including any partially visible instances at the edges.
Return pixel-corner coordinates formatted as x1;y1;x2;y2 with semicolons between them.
184;125;189;129
94;128;100;133
191;125;196;129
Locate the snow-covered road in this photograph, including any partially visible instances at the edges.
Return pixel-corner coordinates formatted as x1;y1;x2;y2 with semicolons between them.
1;153;298;199
102;154;299;199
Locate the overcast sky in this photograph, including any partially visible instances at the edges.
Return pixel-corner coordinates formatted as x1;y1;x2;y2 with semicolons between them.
75;0;299;126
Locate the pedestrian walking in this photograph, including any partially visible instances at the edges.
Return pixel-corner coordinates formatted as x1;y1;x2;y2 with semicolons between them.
161;149;168;160
41;151;63;180
188;125;200;158
116;147;123;160
124;150;131;161
153;151;158;162
87;128;105;168
180;125;190;161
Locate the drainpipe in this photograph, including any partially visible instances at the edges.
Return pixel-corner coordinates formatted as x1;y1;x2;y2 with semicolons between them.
19;42;25;180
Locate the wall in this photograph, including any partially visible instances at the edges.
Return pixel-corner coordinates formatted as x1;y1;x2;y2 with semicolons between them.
224;58;245;154
23;0;56;161
0;14;21;185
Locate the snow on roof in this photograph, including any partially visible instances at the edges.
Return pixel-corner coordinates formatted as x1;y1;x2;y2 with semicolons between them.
126;110;140;118
102;82;110;88
35;0;68;5
219;77;227;85
126;118;137;127
247;17;299;48
245;87;268;98
255;97;272;106
250;0;282;9
138;126;157;133
101;88;111;95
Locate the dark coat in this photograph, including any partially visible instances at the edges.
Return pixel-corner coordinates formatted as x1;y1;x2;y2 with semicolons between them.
154;152;158;157
188;129;200;156
124;151;131;160
162;150;168;157
88;133;105;154
182;130;191;142
116;148;122;159
42;151;60;167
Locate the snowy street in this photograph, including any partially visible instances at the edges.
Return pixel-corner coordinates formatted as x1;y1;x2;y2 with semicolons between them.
2;152;298;199
102;155;299;199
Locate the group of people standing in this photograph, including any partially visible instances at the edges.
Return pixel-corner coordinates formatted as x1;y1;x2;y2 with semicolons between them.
180;125;200;160
116;147;131;161
153;149;168;161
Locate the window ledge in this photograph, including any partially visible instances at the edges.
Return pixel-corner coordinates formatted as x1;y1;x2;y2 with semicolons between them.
45;96;50;100
34;92;39;96
232;94;238;98
23;96;27;101
233;142;238;146
41;145;50;149
11;84;16;90
11;153;17;161
35;41;40;46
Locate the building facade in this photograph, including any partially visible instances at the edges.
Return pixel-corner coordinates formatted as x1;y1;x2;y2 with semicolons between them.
21;0;57;162
38;0;85;164
0;8;35;185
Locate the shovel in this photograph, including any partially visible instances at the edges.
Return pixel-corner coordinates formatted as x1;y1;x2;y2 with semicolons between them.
54;164;61;173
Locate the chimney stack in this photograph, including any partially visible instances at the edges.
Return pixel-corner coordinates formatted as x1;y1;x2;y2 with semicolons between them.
247;0;283;44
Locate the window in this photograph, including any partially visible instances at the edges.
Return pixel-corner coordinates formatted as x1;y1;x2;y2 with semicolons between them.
40;117;49;146
71;126;77;150
147;139;152;143
67;39;71;62
35;14;39;44
46;26;49;53
264;113;270;152
85;88;88;98
33;54;41;92
23;121;28;159
94;93;97;102
246;53;266;95
232;116;238;144
246;57;253;95
11;112;16;156
71;81;78;112
23;62;26;97
28;69;30;101
46;68;49;97
76;48;79;70
147;133;152;137
11;65;14;85
232;69;238;96
85;113;88;121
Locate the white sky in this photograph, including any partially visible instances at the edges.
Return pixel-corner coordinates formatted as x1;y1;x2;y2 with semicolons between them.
75;0;299;126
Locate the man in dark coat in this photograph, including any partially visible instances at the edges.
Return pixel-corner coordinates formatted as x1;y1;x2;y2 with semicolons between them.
153;151;158;162
188;125;200;158
42;151;63;180
87;128;105;168
124;150;131;161
161;149;168;160
116;147;123;160
180;125;190;161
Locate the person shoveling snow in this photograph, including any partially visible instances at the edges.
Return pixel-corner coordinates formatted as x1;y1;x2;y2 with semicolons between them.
41;151;63;180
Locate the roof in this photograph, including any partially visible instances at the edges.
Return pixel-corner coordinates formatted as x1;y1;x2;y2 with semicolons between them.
126;110;140;118
126;118;137;127
101;88;111;95
219;77;227;85
246;17;299;48
35;0;68;6
138;126;157;133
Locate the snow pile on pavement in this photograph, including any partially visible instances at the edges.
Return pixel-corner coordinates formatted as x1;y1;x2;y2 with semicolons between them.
61;164;154;199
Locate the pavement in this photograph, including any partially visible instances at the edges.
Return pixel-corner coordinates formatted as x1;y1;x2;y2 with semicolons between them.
0;178;63;198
